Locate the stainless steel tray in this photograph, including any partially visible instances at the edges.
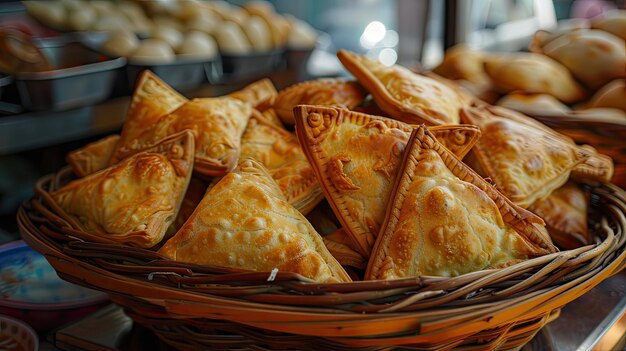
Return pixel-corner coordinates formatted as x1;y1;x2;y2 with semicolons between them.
125;57;221;93
220;49;284;83
14;37;126;111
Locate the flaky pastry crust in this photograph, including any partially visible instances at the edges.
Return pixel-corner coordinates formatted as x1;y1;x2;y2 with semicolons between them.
159;158;351;283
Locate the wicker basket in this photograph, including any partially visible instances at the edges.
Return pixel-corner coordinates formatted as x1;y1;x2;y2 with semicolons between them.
17;167;626;351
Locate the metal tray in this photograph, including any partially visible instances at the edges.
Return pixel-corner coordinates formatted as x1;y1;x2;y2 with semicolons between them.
13;37;126;111
220;49;284;83
0;74;13;99
125;57;221;93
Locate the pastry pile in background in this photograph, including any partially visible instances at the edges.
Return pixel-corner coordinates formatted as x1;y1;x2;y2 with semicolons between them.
433;10;626;119
24;0;318;63
45;47;616;282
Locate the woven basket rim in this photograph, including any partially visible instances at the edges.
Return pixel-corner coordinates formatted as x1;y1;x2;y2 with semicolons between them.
17;168;626;347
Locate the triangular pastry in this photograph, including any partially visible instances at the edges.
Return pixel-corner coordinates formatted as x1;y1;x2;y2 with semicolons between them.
273;78;367;126
240;112;323;214
294;105;482;257
115;97;252;177
530;182;589;250
67;134;120;177
111;70;188;164
259;108;284;128
366;126;555;280
229;78;278;108
337;50;469;125
571;145;614;184
159;158;352;283
322;228;366;269
461;104;589;208
48;131;195;248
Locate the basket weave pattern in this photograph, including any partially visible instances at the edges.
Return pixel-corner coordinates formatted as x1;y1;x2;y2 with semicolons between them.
18;168;626;350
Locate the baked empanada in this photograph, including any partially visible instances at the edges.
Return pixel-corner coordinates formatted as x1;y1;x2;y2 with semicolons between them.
591;10;626;41
483;52;586;103
273;78;367;125
530;182;589;250
461;104;589;208
571;145;614;184
539;30;626;90
116;97;252;177
586;79;626;113
49;131;194;248
111;70;188;164
496;93;570;117
323;228;366;269
366;126;555;280
259;108;284;128
240;113;322;214
432;44;489;86
294;105;482;257
337;50;469;125
229;78;277;108
159;158;351;283
67;134;120;177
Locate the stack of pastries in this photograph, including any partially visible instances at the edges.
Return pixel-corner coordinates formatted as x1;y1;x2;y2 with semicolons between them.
46;50;614;283
433;10;626;119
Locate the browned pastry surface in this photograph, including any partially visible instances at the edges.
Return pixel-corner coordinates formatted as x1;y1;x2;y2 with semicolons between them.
461;104;589;208
67;134;120;177
50;131;195;248
337;50;469;125
159;158;352;283
571;144;614;184
366;126;555;280
241;113;322;214
229;78;278;108
483;52;586;104
273;78;367;125
116;97;252;177
295;105;485;258
530;182;589;250
111;70;188;164
322;228;366;269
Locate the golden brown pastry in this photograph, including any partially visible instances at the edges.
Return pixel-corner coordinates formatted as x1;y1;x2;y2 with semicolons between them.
323;228;366;269
539;30;626;90
337;50;469;125
259;108;284;128
166;177;208;237
240;113;322;214
366;126;555;280
159;158;351;283
571;145;614;184
461;104;589;208
429;124;481;160
432;44;490;86
591;10;626;42
585;79;626;113
294;105;483;257
483;52;586;103
228;78;278;109
67;135;120;177
111;71;188;165
273;78;367;126
116;97;252;177
496;93;570;117
529;182;589;250
49;131;194;248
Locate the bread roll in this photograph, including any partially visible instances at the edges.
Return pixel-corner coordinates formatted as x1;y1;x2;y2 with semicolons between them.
151;27;183;49
176;31;218;59
243;16;272;52
24;1;67;30
215;21;252;55
287;16;317;50
101;30;139;57
130;38;176;64
67;5;97;31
